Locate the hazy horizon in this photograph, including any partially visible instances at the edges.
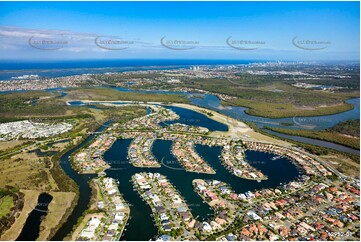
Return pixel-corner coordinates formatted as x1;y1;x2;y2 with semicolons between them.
0;1;359;61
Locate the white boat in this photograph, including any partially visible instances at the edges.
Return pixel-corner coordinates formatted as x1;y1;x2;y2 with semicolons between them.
271;155;281;161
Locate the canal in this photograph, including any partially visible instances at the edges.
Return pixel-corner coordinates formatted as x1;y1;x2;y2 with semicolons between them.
104;138;301;241
52;97;358;240
67;93;360;154
50;122;111;240
52;136;300;240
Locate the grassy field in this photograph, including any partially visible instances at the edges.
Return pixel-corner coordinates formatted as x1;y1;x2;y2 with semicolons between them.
0;91;92;122
223;98;353;118
0;195;14;218
0;188;24;238
0;150;58;191
0;141;26;151
0;190;39;241
37;192;77;241
181;78;357;118
100;105;147;124
265;126;360;150
64;87;190;103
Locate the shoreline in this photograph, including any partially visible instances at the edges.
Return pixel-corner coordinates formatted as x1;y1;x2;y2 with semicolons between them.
221;98;356;119
63;99;359;179
67;99;292;147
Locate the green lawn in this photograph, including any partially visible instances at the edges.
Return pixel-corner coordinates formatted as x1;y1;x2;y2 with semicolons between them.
0;195;14;217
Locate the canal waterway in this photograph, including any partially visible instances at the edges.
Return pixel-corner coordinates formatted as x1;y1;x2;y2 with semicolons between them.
104;138;301;241
50;122;111;240
67;89;360;154
52;123;300;240
51;92;358;240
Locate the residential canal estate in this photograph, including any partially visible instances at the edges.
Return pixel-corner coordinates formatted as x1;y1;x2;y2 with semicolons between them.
50;103;359;241
0;2;360;241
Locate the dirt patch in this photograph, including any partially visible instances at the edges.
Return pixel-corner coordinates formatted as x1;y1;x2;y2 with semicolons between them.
0;141;25;151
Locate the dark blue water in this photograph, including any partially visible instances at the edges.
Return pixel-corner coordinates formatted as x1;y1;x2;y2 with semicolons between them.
29;149;58;157
102;139;300;241
0;59;258;80
103;139;158;241
68;101;228;132
265;129;360;155
49;104;300;241
190;94;360;131
66;96;359;153
162;106;228;132
16;193;53;241
66;91;360;132
51;122;111;240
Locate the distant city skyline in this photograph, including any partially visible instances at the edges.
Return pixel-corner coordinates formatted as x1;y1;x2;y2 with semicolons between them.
0;1;359;61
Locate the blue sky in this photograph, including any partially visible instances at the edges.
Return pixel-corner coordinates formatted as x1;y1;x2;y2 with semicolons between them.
0;1;359;61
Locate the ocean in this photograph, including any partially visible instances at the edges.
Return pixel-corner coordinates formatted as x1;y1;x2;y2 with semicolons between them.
0;59;261;80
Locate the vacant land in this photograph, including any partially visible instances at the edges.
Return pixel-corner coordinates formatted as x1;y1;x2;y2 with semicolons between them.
223;98;353;118
0;188;24;238
0;190;39;241
266;126;360;150
0;141;25;151
182;77;358;118
320;154;360;178
0;91;91;122
328;119;360;137
0;96;149;240
0;189;76;241
0;151;58;191
37;191;76;241
64;87;189;103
